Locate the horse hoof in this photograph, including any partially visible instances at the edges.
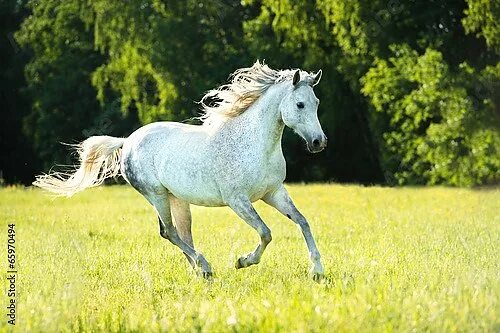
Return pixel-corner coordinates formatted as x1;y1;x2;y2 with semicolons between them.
202;271;213;280
235;257;244;269
311;272;324;282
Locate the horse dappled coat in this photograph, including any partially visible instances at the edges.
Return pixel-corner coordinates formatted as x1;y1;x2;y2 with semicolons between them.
34;61;327;280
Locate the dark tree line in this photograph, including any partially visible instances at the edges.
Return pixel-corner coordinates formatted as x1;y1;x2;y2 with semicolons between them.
1;0;498;186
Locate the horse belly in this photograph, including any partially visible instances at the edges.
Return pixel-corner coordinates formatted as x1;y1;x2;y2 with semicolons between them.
166;176;225;207
159;156;226;207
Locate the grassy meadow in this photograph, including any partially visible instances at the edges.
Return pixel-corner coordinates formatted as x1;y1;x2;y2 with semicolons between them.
1;184;499;332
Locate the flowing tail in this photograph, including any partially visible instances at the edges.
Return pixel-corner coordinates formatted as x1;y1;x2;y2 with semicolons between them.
33;136;125;197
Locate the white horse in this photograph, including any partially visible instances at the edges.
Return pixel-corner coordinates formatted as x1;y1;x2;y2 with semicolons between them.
34;61;327;280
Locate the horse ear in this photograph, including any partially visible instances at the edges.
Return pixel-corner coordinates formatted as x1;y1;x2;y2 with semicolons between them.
292;70;300;86
312;69;322;86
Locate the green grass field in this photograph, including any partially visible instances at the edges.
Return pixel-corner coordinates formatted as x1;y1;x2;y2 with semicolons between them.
1;184;499;332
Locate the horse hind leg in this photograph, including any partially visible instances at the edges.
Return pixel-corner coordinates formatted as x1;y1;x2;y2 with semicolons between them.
146;190;213;278
170;196;195;268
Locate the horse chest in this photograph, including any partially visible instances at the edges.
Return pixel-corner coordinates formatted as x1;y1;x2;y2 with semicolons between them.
216;147;285;201
247;164;284;201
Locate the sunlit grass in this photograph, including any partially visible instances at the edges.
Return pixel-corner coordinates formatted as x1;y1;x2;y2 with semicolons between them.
1;184;498;332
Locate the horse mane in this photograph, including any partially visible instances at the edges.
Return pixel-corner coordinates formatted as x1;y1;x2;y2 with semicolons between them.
199;60;297;125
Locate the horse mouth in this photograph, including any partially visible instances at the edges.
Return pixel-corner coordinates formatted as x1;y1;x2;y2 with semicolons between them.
306;137;327;153
307;145;325;154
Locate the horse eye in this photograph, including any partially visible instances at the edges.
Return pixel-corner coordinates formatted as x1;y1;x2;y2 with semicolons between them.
297;102;305;109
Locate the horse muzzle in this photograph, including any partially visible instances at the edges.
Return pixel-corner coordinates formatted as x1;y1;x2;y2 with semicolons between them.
307;135;327;153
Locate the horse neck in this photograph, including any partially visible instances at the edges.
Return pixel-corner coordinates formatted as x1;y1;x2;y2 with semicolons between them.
234;83;288;152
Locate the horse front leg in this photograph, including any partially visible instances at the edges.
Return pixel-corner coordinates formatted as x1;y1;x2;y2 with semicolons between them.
263;185;324;281
228;196;272;269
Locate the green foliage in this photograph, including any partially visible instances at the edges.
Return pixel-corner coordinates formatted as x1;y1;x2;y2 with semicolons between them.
362;46;499;186
14;0;129;170
4;0;499;185
462;0;500;53
92;42;178;124
315;0;499;185
0;0;36;183
1;185;498;331
88;0;254;122
243;0;384;182
317;1;472;85
86;0;178;123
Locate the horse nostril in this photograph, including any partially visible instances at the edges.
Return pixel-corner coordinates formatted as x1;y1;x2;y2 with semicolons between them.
312;139;320;148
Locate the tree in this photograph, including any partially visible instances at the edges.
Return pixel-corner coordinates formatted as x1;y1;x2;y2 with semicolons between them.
243;0;384;182
0;0;36;184
88;0;255;123
241;0;498;185
362;46;499;185
10;0;499;186
16;0;136;171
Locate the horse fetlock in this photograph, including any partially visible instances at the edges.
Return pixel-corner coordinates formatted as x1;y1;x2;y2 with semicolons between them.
194;254;211;271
